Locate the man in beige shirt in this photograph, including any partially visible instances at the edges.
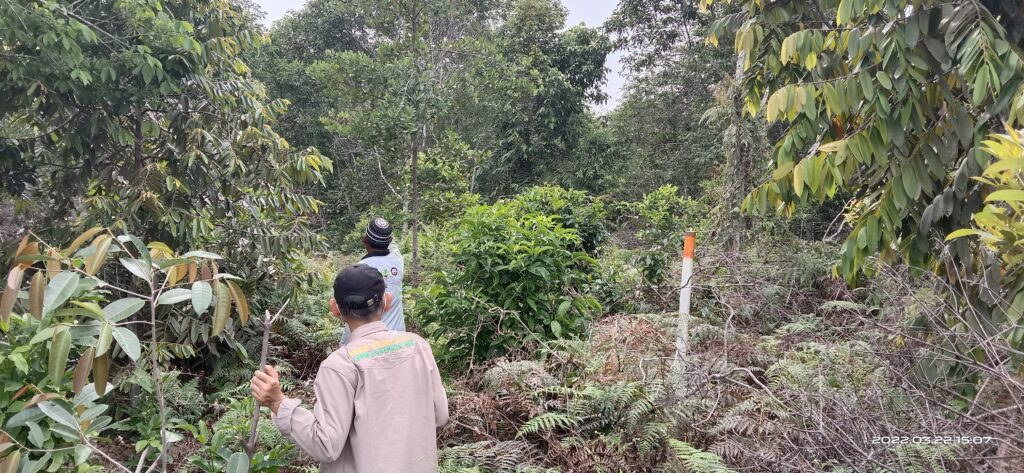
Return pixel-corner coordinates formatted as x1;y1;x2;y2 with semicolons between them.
251;264;449;472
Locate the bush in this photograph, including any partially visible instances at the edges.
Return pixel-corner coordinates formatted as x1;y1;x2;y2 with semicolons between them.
631;185;710;284
510;186;609;256
417;202;601;369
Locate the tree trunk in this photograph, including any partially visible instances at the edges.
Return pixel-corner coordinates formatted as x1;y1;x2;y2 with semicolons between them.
721;51;764;253
410;125;422;287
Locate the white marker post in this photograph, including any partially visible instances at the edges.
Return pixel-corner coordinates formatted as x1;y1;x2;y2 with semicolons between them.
675;230;696;365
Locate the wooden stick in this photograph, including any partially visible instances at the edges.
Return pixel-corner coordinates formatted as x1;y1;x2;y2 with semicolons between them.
246;299;290;459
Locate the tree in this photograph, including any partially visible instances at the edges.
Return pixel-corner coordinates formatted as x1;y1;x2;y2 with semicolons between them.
0;0;331;283
0;231;250;472
702;0;1024;356
605;0;735;199
248;0;370;174
309;0;498;284
478;1;612;196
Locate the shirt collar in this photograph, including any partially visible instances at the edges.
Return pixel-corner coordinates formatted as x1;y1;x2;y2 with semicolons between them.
347;320;388;343
361;248;390;260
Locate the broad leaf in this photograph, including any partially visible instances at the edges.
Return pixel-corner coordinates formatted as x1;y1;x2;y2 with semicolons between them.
43;272;80;315
167;263;187;285
26;421;44;448
985;189;1024;202
70;301;105;320
158;288;192;305
103;297;145;322
95;323;114;357
225;452;250;473
21;392;61;411
556;300;572;318
225;280;249;325
211;282;231;337
28;271;45;319
93;354;110;396
74;445;91;466
73;347;95;396
0;450;20;473
182;250;222;260
192;281;213;315
48;327;72;387
45;248;61;278
66;227;106;255
112;327;141;361
38;401;79;431
119;258;152;282
6;406;45;428
550;320;563;338
84;235;113;276
0;266;24;323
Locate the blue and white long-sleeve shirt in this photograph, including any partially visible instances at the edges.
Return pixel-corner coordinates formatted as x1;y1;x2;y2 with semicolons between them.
341;242;405;344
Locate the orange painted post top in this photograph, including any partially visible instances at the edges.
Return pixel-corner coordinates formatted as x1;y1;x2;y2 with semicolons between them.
682;231;696;259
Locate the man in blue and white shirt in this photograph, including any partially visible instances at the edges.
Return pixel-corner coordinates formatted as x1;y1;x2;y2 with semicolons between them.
341;217;405;344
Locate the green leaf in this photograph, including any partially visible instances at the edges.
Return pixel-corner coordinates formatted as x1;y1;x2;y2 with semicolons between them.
550;320;563;338
946;228;981;241
10;352;29;373
38;401;79;431
96;323;113;357
985;189;1024;202
225;452;250;473
836;0;852;25
972;66;990;105
29;326;56;345
112;326;141;361
556;300;572;318
74;445;91;465
6;406;45;428
48;327;71;387
192;281;212;315
901;165;921;200
43;272;80;315
26;421;45;448
772;161;795;181
70;301;105;320
158;288;192;305
876;71;893;90
103;297;145;323
119;258;152;282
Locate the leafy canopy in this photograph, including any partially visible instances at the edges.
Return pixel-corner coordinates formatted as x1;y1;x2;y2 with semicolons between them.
700;0;1024;278
0;0;331;280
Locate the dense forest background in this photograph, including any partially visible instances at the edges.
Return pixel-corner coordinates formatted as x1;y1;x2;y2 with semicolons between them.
1;0;1023;472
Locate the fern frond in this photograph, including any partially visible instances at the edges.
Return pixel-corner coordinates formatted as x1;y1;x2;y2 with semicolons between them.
667;439;737;473
518;412;582;436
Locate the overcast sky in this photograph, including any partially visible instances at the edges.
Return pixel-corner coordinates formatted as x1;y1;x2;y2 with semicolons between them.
253;0;625;112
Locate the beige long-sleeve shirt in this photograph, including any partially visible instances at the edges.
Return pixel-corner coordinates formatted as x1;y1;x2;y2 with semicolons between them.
272;321;449;472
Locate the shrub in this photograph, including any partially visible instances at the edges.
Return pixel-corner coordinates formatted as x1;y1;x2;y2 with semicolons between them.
510;186;609;256
631;185;710;283
417;202;600;369
0;230;251;471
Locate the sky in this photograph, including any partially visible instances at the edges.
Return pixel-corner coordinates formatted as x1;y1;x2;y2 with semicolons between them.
253;0;625;112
